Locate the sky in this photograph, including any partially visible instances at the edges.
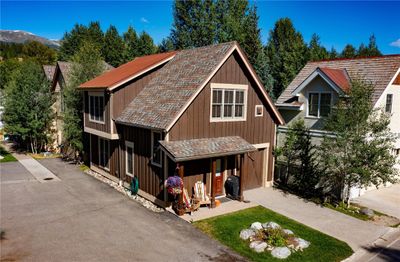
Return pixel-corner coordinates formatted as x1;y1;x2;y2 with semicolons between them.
1;1;399;54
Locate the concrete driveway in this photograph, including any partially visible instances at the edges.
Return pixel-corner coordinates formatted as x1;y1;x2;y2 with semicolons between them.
1;158;244;262
352;184;400;219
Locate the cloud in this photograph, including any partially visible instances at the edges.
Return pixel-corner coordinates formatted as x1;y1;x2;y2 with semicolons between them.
140;17;149;24
390;39;400;48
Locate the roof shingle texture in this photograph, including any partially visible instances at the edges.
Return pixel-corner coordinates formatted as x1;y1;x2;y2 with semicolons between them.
79;51;177;88
42;65;55;81
277;55;400;104
159;136;256;162
116;42;236;130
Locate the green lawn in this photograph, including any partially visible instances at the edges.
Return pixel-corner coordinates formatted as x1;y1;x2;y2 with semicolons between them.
0;145;17;163
194;206;353;262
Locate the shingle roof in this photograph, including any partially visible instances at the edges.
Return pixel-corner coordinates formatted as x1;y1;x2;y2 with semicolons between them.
42;65;55;81
79;51;177;89
277;55;400;105
159;136;256;162
116;42;236;130
319;67;351;93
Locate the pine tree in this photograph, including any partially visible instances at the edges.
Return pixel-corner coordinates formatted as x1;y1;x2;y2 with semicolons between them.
63;41;105;158
158;37;175;52
341;44;357;58
123;26;139;61
308;33;330;61
320;80;398;206
3;61;54;153
136;32;157;56
329;47;338;59
102;25;126;67
215;0;248;44
357;34;382;57
265;18;308;99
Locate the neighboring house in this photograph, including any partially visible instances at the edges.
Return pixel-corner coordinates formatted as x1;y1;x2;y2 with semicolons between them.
276;54;400;197
78;42;284;208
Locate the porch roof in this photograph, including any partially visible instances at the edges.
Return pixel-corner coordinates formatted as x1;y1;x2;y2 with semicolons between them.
159;136;256;162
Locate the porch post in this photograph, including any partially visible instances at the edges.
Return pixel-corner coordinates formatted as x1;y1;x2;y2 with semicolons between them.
211;158;216;208
239;154;244;201
178;163;184;208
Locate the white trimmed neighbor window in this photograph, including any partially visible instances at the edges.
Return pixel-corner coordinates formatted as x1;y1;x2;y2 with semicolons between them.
98;138;109;170
211;83;247;121
385;94;393;113
125;141;134;176
89;92;105;123
151;131;162;167
307;92;332;118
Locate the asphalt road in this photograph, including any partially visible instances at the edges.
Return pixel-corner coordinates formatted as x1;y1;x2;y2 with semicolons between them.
0;158;245;262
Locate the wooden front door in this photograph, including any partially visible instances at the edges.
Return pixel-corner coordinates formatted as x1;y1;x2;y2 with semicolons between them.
215;159;223;196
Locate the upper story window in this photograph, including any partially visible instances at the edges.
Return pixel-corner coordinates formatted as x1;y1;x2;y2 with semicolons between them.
89;93;105;123
385;94;393;113
210;83;247;122
151;131;162;167
307;92;332;118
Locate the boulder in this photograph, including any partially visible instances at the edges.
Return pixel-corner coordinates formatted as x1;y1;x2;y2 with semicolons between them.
293;237;310;250
262;221;281;230
249;241;268;253
250;222;263;230
271;247;291;259
240;229;256;240
283;229;294;235
360;208;374;217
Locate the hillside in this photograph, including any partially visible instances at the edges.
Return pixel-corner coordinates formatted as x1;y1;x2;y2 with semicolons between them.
0;30;60;48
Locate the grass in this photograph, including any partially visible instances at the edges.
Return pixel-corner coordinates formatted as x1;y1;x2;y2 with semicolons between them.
323;202;386;221
194;206;353;262
79;164;90;172
0;145;17;163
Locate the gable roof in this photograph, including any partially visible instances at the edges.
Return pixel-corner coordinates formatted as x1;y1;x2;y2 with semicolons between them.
277;55;400;105
319;67;351;93
79;51;177;90
42;65;56;81
116;42;284;130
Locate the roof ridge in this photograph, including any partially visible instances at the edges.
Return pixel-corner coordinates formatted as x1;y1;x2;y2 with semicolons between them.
309;54;400;63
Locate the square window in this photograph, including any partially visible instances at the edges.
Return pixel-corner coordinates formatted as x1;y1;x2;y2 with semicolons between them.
255;105;263;117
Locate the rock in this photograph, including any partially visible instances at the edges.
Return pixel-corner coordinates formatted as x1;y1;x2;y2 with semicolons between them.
262;221;281;229
250;222;263;230
283;229;294;235
271;247;291;259
0;155;3;160
240;229;256;240
249;241;268;253
293;237;310;250
360;208;374;217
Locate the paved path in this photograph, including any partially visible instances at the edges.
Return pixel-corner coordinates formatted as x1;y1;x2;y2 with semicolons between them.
244;187;391;251
1;158;244;262
352;184;400;219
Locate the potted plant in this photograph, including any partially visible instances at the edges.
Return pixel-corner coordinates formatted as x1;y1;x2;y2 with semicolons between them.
165;176;185;215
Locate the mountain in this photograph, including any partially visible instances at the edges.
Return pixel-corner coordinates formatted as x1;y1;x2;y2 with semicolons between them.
0;30;60;48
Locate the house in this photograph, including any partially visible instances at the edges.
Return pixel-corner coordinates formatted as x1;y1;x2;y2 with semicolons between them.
275;54;400;197
78;42;284;208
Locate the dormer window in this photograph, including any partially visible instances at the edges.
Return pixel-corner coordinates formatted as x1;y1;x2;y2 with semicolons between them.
307;92;332;118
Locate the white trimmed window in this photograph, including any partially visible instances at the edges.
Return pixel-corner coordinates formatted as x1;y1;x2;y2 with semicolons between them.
151;131;162;167
211;83;247;121
307;92;332;118
125;141;134;176
385;94;393;113
89;93;105;123
255;105;263;117
98;138;109;170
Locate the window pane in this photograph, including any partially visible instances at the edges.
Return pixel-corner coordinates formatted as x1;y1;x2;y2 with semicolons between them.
212;105;221;117
320;94;331;117
213;90;222;103
99;96;104;121
386;94;393;113
224;105;233;117
308;93;319;116
235;91;244;104
127;146;133;174
224;90;234;104
235;105;243;117
90;96;94;119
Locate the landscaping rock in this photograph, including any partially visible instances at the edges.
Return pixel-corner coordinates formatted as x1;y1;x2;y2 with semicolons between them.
283;229;294;235
293;237;310;251
249;241;268;253
240;229;256;240
250;222;263;230
0;155;3;160
360;208;374;217
249;240;263;249
271;247;291;259
262;221;280;229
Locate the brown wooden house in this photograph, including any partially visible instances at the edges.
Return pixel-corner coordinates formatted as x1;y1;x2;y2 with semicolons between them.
79;42;284;208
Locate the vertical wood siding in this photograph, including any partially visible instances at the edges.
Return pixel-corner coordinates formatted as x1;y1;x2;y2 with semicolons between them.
84;91;111;133
169;52;277;186
89;134;119;179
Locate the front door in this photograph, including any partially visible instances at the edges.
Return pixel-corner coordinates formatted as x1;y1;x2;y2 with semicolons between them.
215;159;223;196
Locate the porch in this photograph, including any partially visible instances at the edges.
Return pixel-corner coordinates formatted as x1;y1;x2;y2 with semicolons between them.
160;136;257;213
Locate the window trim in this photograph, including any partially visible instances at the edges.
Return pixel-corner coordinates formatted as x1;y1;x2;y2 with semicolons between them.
385;94;393;113
98;137;110;171
255;105;263;117
88;92;105;124
151;131;162;167
210;83;248;122
306;91;332;118
125;141;134;177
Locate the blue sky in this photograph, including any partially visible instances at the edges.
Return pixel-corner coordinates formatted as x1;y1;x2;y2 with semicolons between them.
1;1;399;54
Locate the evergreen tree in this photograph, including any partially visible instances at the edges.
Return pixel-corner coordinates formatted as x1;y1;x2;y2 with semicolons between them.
341;44;357;58
308;33;329;61
3;61;54;153
329;47;338;59
102;25;126;67
123;26;139;61
320;80;398;206
63;41;105;158
215;0;248;44
0;58;21;90
158;37;175;52
136;32;157;56
265;18;308;99
357;34;382;57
